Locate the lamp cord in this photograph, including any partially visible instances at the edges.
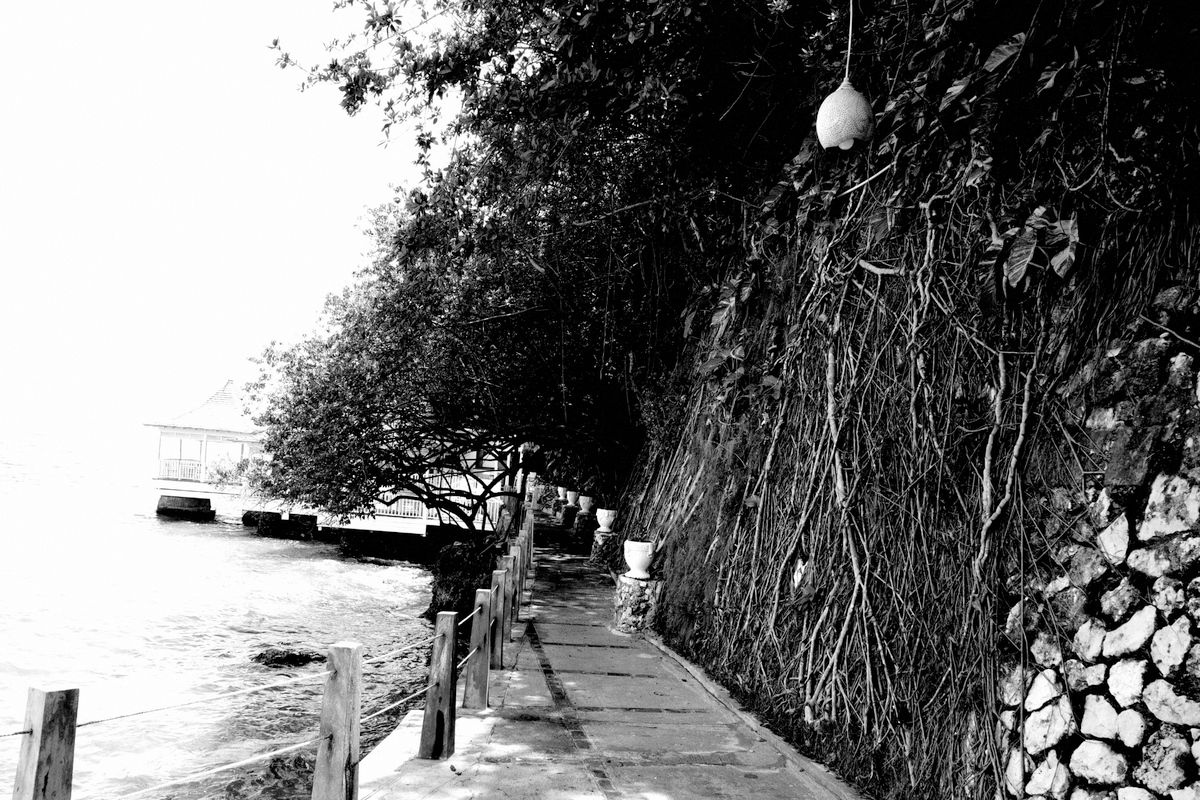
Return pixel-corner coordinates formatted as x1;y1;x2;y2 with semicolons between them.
844;0;854;84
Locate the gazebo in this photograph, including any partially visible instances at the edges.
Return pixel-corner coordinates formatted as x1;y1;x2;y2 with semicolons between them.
146;380;261;519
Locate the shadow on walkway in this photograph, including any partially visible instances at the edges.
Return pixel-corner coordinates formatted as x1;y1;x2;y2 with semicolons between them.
358;519;861;800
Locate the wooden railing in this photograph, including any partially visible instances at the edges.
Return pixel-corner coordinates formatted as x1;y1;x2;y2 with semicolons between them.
6;501;537;800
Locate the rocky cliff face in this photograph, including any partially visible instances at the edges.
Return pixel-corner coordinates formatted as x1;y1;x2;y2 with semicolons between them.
1003;288;1200;799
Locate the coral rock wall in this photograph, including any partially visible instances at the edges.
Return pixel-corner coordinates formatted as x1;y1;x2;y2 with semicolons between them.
1005;290;1200;800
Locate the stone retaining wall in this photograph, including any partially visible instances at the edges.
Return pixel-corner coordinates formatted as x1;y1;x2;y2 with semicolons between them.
1004;288;1200;799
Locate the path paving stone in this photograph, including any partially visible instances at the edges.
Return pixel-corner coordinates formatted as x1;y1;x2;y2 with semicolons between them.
358;517;861;800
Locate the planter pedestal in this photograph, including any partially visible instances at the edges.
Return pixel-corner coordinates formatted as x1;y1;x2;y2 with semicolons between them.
561;505;579;530
591;531;615;561
614;575;662;634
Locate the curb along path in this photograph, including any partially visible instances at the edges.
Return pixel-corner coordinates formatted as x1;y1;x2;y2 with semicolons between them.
357;518;861;800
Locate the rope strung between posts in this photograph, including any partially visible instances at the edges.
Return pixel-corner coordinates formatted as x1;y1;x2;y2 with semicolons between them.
363;631;441;665
456;606;481;628
361;684;431;724
111;733;329;799
74;669;335;730
455;646;481;671
0;728;31;738
62;632;442;731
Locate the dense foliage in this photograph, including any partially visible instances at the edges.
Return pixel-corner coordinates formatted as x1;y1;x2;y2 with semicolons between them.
263;0;851;498
260;0;1200;795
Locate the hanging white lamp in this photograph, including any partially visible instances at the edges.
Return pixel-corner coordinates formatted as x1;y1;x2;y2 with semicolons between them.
815;2;874;150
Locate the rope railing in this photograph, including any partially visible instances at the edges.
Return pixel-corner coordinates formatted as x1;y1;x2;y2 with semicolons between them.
113;734;329;800
456;646;481;671
361;684;431;724
7;490;541;800
73;668;335;730
363;632;441;665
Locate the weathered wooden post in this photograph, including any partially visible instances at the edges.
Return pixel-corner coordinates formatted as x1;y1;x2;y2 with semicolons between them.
462;589;492;709
515;535;527;591
499;554;517;641
518;534;529;589
489;569;506;668
12;687;78;800
524;511;534;570
507;543;523;621
312;642;362;800
417;612;458;759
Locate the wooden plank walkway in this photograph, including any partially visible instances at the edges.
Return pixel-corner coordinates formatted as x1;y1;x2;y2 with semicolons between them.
358;524;861;800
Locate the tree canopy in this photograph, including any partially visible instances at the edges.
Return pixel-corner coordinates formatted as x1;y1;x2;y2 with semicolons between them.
255;0;1200;526
257;0;838;506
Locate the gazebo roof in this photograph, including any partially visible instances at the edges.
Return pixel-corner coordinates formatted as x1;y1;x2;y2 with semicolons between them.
149;380;260;435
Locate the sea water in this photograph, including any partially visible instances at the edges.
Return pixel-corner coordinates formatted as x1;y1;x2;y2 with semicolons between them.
0;426;433;800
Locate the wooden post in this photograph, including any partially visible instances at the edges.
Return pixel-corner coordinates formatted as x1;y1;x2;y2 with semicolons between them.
499;554;517;642
12;687;78;800
489;569;505;668
516;539;526;590
417;612;458;759
514;535;526;589
312;642;362;800
525;513;534;569
507;543;523;621
462;589;492;709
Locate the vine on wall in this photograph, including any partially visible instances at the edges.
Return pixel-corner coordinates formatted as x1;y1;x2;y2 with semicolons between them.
613;2;1199;796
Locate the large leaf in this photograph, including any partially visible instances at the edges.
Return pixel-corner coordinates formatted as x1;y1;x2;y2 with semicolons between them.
1048;216;1080;277
1005;230;1039;287
983;33;1026;73
939;76;971;110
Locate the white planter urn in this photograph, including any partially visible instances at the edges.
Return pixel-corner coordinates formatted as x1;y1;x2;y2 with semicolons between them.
623;540;655;580
566;490;580;506
579;495;594;513
557;486;568;501
596;508;617;532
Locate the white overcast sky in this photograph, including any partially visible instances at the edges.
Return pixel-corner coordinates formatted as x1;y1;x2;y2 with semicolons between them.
0;1;424;449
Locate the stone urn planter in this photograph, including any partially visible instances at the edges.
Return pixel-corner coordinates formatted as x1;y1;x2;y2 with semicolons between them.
579;495;594;513
596;508;617;532
557;486;568;501
623;540;655;580
567;490;580;506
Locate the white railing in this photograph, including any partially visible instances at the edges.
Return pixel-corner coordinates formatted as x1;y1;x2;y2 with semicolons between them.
374;496;426;519
364;479;513;528
158;459;203;481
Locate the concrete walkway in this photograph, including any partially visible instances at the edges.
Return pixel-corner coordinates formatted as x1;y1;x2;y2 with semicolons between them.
358;524;861;800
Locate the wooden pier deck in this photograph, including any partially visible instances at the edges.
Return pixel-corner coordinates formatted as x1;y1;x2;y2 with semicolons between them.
357;524;861;800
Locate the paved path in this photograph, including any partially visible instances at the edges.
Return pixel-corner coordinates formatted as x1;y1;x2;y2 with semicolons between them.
359;523;860;800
